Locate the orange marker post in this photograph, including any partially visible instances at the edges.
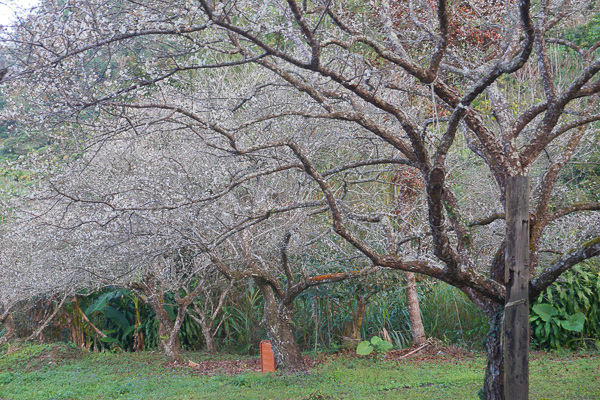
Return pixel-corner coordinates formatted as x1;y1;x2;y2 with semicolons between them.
260;340;276;373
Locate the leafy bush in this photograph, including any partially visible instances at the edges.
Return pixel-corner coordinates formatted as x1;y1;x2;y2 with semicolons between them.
356;335;393;356
530;303;585;349
530;263;600;349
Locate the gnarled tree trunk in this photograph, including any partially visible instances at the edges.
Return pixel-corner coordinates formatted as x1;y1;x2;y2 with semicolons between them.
462;283;505;400
255;278;306;373
200;320;217;353
152;302;182;362
190;305;217;353
130;279;186;362
483;303;504;400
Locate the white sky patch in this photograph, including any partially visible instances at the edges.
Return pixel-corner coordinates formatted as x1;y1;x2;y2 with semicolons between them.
0;0;39;28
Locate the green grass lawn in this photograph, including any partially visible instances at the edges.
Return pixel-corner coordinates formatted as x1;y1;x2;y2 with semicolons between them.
0;343;598;399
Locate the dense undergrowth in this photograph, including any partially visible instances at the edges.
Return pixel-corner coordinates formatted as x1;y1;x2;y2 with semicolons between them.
3;277;489;356
2;262;599;356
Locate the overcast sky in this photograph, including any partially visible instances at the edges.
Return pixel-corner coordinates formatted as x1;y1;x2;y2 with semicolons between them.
0;0;39;27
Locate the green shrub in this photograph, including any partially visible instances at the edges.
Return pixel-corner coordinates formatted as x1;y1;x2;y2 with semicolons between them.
530;263;600;349
356;335;393;356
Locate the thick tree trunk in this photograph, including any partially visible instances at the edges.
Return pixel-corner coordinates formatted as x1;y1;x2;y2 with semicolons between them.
404;272;426;346
203;328;217;353
255;278;307;373
463;287;505;400
190;310;218;353
154;307;181;361
132;282;183;361
483;303;504;400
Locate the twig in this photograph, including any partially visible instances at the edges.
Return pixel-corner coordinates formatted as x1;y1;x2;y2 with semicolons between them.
398;343;429;359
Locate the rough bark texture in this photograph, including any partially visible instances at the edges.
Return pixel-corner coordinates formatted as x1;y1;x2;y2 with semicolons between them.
484;303;505;400
404;271;426;346
190;308;218;353
255;278;307;373
154;305;181;361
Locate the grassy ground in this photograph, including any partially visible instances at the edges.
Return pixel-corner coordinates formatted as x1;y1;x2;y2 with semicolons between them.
0;343;598;400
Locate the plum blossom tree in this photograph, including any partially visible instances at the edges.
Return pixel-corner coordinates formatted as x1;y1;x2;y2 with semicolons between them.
2;0;600;397
0;100;377;368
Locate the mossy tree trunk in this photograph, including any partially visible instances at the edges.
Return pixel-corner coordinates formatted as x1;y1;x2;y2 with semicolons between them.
483;303;504;400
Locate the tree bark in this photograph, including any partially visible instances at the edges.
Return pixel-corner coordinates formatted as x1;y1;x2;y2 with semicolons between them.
483;302;504;400
189;307;218;353
201;321;217;353
255;278;307;373
153;305;181;361
130;281;183;361
190;309;217;353
404;272;426;346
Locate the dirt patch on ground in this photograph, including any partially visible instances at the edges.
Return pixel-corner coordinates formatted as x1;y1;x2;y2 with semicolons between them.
168;354;329;376
167;344;476;375
386;344;477;362
325;343;477;364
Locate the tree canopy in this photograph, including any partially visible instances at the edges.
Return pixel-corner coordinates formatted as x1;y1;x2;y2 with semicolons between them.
1;1;600;398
